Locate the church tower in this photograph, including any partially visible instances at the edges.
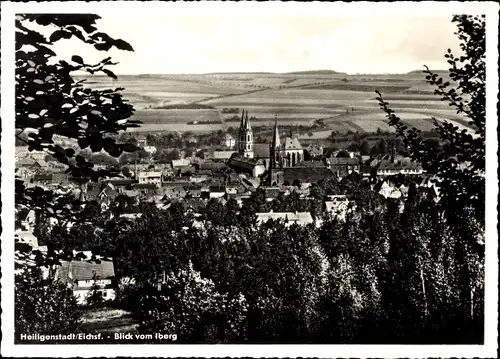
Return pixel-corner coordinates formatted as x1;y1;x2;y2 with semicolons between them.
269;115;283;169
238;109;254;159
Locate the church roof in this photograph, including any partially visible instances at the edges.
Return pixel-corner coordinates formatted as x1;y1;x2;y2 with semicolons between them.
295;160;327;168
281;167;335;184
284;137;302;150
228;155;264;172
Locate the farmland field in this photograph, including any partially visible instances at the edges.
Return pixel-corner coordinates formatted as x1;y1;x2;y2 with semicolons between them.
131;109;222;124
77;71;471;135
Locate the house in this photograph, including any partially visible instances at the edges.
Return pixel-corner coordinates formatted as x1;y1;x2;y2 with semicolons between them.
108;178;134;188
375;159;424;176
225;186;239;195
189;174;209;183
136;138;147;147
255;210;314;227
163;186;187;199
54;260;116;305
143;145;157;155
15;230;39;248
263;187;281;202
15;147;46;162
270;167;336;188
324;195;352;221
15;146;30;161
172;159;191;168
227;155;266;178
211;150;236;161
178;165;196;177
328;157;360;177
198;162;229;172
220;133;236;148
16;167;35;180
120;213;143;220
134;183;160;194
32;173;53;184
137;171;162;187
187;189;202;198
185;135;198;144
378;181;403;199
304;144;324;158
209;185;226;199
16;158;37;169
85;182;120;209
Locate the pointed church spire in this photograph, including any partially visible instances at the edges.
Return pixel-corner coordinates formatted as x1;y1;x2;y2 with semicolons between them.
272;115;281;149
240;109;246;130
245;110;251;129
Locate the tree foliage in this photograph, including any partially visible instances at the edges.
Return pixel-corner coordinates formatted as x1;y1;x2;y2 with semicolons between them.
15;268;81;339
15;14;139;336
375;14;485;334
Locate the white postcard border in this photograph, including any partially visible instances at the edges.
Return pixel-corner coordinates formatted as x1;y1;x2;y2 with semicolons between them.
1;1;498;358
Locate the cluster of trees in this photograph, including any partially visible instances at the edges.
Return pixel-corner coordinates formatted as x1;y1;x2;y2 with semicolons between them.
14;14;486;345
126;131;226;151
221;107;240;114
28;171;482;343
327;130;442;157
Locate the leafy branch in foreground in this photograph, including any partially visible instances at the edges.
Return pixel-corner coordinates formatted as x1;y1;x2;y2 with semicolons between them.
375;14;485;328
376;14;485;229
16;14;142;182
15;14;140;337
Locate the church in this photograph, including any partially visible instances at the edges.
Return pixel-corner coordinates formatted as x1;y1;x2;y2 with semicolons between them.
227;110;335;187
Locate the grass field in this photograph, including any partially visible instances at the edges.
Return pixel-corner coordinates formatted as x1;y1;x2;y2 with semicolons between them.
78;72;471;135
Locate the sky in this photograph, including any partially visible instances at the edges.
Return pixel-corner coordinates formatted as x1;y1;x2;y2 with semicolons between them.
27;3;464;75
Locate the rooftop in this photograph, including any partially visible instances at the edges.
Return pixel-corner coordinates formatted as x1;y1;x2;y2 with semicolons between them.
56;260;115;284
172;159;191;168
329;157;360;166
281;167;335;184
256;211;313;225
284;137;303;150
295;160;327;168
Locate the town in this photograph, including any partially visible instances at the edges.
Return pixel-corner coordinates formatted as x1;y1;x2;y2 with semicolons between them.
16;109;433;305
10;9;488;350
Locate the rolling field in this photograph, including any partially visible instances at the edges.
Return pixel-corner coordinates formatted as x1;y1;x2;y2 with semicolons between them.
132;109;222;124
78;71;471;136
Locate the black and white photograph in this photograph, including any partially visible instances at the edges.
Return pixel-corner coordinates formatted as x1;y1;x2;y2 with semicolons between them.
1;1;498;357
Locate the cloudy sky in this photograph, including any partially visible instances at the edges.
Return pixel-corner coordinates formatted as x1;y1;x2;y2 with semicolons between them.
35;2;466;75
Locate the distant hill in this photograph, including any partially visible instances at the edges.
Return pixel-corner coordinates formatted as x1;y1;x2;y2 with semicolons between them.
150;103;215;110
407;69;448;75
204;72;274;75
284;70;346;75
203;70;347;76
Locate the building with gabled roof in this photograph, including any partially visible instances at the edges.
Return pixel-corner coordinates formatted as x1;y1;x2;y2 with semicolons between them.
255;210;314;227
138;171;162;187
54;260;116;305
221;133;236;149
210;150;237;161
227;155;266;178
172;159;191;168
328;157;360;177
